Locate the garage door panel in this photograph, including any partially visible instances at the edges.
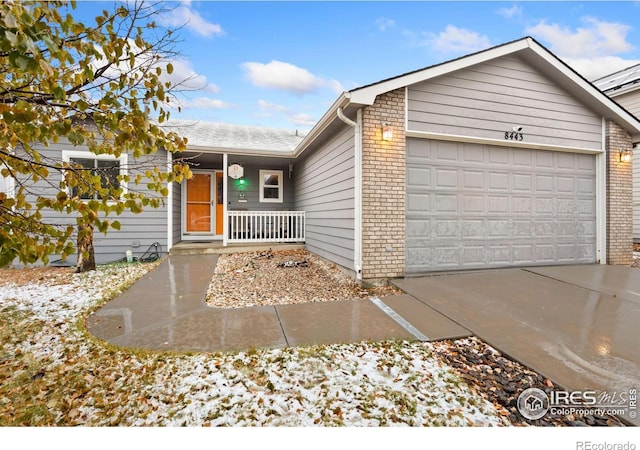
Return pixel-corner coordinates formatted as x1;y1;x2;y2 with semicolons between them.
489;148;509;165
407;167;430;186
489;172;509;189
513;245;533;263
558;176;576;192
536;152;554;168
513;151;532;166
513;173;532;191
436;168;457;187
407;193;430;211
463;195;484;213
578;177;595;194
406;139;597;272
578;156;596;171
435;194;457;213
463;171;484;189
512;196;532;213
488;195;509;213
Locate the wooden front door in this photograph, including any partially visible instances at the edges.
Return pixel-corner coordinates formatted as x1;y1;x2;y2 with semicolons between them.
215;171;223;235
186;173;212;233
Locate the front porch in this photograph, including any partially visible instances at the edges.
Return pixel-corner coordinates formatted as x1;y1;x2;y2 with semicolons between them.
174;150;306;248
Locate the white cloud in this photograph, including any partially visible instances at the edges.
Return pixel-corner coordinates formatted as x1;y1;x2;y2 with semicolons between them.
375;17;396;32
242;60;343;95
185;97;231;109
526;16;633;58
564;56;640;81
497;5;522;19
428;25;492;54
162;58;220;94
158;3;223;37
258;99;289;113
288;113;316;127
256;100;316;127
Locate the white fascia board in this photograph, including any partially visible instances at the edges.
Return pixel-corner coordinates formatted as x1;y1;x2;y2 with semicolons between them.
348;39;531;105
292;93;351;157
185;144;294;159
603;82;640;98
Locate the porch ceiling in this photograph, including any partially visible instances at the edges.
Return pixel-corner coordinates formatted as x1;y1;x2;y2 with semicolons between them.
182;151;294;168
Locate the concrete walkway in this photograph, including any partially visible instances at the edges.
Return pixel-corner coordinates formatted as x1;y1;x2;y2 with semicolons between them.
86;254;468;353
87;255;640;424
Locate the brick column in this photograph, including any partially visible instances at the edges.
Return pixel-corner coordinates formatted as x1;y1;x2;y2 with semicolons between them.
361;89;406;281
605;120;633;265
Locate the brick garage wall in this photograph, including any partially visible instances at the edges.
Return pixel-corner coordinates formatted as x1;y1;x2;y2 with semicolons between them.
606;120;633;265
361;89;406;280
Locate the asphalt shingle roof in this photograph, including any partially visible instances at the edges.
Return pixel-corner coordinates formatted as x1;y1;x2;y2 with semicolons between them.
594;63;640;93
160;120;305;153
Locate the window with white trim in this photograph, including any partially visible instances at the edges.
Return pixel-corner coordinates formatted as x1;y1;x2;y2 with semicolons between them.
259;169;283;203
62;151;127;200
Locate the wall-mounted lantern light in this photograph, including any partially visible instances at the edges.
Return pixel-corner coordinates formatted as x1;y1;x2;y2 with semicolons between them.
619;149;632;163
382;122;393;141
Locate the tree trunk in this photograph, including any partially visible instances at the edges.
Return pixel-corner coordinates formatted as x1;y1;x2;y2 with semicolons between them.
76;223;96;273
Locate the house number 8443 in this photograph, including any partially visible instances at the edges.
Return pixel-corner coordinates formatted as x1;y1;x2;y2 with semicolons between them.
505;131;524;141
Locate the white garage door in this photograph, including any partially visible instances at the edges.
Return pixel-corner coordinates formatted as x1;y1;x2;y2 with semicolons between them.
406;139;597;273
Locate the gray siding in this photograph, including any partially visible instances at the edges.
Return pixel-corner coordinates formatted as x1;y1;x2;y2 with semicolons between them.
294;125;355;271
226;160;295;211
23;141;169;264
613;89;640;118
408;55;603;150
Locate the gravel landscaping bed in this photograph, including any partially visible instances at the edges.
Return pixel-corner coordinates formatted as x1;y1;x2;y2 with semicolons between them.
432;338;625;427
206;249;400;308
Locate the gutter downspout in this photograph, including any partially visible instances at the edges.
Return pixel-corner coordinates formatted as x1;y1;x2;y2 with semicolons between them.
337;107;363;280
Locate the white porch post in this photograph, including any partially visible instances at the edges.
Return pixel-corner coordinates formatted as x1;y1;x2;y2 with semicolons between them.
222;152;228;247
166;151;173;252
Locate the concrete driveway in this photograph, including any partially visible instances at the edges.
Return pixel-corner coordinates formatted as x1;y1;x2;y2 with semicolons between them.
393;265;640;426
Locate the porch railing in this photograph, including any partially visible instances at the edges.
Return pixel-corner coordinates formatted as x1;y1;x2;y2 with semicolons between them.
227;210;306;244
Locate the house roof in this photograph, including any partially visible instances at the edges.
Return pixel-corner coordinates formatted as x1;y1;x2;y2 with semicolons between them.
161;120;305;155
164;37;640;157
294;36;640;155
593;63;640;96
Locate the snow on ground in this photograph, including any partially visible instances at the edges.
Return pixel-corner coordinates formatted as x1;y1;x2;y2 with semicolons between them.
0;262;510;426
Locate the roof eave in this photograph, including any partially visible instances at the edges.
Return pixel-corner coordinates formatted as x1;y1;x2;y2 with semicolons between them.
603;81;640;98
184;144;295;158
348;37;533;105
292;92;354;157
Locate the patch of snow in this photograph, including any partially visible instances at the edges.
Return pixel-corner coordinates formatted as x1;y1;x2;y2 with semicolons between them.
0;263;510;426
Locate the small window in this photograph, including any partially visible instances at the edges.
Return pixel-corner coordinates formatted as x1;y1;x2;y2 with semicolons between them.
259;169;283;203
63;151;127;201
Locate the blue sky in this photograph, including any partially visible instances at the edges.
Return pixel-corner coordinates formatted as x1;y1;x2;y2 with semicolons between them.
74;1;640;130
